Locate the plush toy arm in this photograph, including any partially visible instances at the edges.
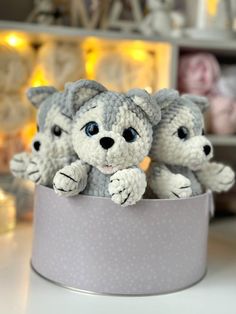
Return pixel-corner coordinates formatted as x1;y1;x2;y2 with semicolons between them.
53;160;90;196
26;156;70;186
196;162;235;193
148;162;192;199
10;152;31;179
108;167;147;207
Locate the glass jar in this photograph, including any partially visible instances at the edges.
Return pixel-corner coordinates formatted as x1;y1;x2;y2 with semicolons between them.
0;189;15;234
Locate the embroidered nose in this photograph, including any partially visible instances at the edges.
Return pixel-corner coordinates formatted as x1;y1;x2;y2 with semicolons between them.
100;137;115;150
203;145;211;156
33;141;41;152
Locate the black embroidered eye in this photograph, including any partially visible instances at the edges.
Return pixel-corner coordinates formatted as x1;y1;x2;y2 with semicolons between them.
123;127;139;142
202;129;205;135
52;125;62;137
84;121;99;137
177;126;189;140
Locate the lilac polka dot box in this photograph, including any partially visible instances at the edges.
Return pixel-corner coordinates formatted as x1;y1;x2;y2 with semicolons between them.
31;186;213;296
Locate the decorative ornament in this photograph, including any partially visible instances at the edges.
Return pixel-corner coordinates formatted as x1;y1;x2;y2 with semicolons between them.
70;0;111;29
139;0;185;37
0;44;33;93
209;95;236;135
27;0;64;25
107;0;144;32
178;53;220;96
185;0;234;39
0;188;15;233
37;41;85;90
0;93;31;133
93;49;155;91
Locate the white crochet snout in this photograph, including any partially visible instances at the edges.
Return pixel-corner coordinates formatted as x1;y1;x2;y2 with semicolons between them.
185;136;213;171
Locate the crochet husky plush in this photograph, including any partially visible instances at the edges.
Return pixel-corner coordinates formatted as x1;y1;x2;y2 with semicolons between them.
53;80;161;206
148;89;235;199
10;86;77;186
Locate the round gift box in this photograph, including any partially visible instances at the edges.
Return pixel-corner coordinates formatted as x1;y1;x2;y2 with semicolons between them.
31;185;212;296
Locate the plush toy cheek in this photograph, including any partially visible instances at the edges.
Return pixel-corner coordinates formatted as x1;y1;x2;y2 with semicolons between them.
74;136;107;166
182;139;213;170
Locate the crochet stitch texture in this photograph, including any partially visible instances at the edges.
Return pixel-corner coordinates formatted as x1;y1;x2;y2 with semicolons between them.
53;79;161;206
10;86;77;186
148;89;235;199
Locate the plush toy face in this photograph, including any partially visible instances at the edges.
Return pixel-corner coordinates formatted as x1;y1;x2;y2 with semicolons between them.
67;80;161;175
73;93;153;174
27;87;74;159
151;91;213;171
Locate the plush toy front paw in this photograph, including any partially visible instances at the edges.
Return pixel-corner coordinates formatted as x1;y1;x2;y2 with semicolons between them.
109;168;146;207
53;163;88;197
216;166;235;192
26;156;44;184
10;152;30;179
169;175;192;199
198;163;235;192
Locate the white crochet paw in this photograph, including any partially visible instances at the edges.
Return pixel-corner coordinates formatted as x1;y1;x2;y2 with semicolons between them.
26;156;44;184
168;174;192;199
109;168;146;207
53;164;87;197
10;152;30;179
208;165;235;192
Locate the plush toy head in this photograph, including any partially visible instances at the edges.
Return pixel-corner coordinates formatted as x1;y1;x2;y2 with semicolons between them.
150;89;213;171
27;86;74;158
66;80;161;174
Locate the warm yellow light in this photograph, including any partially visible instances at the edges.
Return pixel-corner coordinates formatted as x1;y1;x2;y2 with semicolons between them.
21;122;37;148
0;189;7;202
30;65;49;87
2;33;28;49
128;49;148;62
155;43;172;90
119;41;150;62
85;51;99;79
207;0;219;16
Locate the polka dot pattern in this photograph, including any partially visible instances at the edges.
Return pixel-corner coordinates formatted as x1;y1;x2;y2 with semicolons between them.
32;185;211;295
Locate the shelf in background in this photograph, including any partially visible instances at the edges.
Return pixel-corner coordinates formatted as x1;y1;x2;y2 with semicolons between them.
207;135;236;146
1;20;236;51
0;20;236;149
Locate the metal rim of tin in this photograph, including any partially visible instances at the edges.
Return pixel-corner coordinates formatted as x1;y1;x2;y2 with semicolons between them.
31;262;207;297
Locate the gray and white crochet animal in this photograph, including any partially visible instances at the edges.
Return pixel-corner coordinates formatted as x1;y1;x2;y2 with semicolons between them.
53;80;161;206
148;89;235;199
10;86;77;186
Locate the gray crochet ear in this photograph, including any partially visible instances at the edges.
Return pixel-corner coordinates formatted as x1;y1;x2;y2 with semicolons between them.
153;88;179;110
65;79;107;114
182;94;209;112
127;89;161;126
27;86;57;108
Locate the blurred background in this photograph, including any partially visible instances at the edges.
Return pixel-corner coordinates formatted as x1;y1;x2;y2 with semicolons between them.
0;0;235;231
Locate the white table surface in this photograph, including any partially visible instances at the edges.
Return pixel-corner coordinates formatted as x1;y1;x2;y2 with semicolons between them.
0;218;236;314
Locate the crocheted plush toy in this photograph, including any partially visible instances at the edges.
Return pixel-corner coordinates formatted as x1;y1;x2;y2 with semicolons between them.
10;86;77;186
148;89;235;199
140;0;185;37
53;80;161;206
